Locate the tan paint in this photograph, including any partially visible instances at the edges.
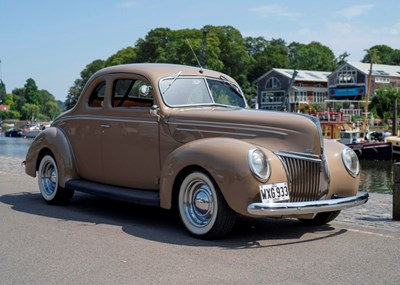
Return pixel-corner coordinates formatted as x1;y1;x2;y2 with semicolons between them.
24;63;360;218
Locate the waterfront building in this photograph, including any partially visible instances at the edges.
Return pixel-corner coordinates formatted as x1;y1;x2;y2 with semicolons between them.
327;62;400;119
253;68;330;111
254;62;400;120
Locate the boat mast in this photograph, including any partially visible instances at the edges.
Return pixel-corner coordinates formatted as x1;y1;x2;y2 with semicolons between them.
362;60;373;133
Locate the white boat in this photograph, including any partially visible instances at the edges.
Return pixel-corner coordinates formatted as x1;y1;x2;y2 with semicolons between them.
24;125;42;138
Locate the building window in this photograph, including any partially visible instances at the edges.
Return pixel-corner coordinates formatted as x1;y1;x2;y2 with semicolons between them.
338;73;355;84
261;91;285;103
265;77;281;89
334;65;357;85
375;77;390;84
313;91;327;103
294;91;307;102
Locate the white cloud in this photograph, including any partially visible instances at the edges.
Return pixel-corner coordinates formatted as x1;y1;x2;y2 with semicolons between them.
118;1;138;8
250;4;302;18
373;22;400;35
338;4;374;19
327;22;354;36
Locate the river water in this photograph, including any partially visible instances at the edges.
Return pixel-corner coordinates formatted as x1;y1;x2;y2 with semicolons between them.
0;134;393;194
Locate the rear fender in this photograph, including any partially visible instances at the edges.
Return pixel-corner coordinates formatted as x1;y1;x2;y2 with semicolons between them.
25;127;79;187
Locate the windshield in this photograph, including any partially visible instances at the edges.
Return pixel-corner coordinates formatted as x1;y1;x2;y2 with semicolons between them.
159;77;246;108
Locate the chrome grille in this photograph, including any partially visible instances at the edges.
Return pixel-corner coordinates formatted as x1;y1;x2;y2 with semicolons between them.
276;152;324;202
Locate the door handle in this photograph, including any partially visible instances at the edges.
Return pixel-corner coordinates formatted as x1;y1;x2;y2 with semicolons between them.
100;124;111;128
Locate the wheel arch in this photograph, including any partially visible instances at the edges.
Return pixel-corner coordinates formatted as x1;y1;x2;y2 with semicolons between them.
170;165;211;210
159;137;264;215
25;127;79;188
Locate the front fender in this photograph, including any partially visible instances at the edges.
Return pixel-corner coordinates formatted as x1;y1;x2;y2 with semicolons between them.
159;137;287;215
25;127;79;187
324;139;360;197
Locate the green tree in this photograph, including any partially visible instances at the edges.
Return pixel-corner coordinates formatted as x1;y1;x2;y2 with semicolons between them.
370;86;400;133
24;78;41;105
362;45;393;64
135;28;174;63
65;60;105;109
336;51;350;67
0;110;21;120
45;101;62;120
40;90;61;120
288;41;336;71
0;80;6;103
4;93;13;106
105;46;137;66
246;37;288;82
390;50;400;65
135;27;223;70
22;103;40;121
11;87;27;112
205;25;252;85
8;79;61;120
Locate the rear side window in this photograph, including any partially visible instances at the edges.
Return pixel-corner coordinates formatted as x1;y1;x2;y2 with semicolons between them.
88;82;106;108
112;79;153;108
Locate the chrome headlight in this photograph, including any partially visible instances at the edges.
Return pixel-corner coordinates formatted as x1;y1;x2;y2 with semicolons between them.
248;148;271;182
342;147;360;177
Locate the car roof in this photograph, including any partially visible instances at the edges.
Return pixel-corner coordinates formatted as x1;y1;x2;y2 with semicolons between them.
92;63;236;83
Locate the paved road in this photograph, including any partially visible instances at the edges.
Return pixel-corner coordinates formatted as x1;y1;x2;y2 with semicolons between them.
1;155;400;284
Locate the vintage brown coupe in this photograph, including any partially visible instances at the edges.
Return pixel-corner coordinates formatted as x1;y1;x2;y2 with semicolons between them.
24;63;368;239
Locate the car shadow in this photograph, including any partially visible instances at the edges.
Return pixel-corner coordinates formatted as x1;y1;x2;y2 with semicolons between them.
0;191;347;248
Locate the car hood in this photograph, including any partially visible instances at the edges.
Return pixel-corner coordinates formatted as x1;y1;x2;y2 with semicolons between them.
166;107;323;155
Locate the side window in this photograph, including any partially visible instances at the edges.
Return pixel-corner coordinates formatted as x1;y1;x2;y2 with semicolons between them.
112;79;153;108
88;81;106;108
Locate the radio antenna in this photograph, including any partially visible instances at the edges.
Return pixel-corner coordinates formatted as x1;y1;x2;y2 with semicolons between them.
186;39;204;73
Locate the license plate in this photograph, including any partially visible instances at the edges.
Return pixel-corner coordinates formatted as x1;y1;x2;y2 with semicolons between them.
259;182;289;203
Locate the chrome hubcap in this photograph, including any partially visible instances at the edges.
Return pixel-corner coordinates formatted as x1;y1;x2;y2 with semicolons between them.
183;179;214;228
40;160;57;196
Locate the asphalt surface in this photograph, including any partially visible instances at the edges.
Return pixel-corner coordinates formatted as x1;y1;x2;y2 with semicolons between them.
1;154;400;285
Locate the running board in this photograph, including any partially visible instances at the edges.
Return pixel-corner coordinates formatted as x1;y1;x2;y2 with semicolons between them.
65;179;160;207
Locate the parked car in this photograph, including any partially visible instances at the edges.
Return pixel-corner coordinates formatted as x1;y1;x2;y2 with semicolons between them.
5;128;24;137
24;63;368;239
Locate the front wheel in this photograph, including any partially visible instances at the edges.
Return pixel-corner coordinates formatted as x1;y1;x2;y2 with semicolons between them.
298;210;341;225
178;171;236;239
38;154;74;205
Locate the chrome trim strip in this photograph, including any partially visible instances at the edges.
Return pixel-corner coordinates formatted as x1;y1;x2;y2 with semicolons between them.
275;151;321;162
55;115;158;125
247;192;369;216
299;113;324;154
175;127;256;137
171;121;288;137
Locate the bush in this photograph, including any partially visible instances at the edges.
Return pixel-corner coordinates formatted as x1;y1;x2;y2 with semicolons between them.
0;110;21;120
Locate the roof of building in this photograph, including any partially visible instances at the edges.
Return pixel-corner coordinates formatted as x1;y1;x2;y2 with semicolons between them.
254;68;330;83
274;68;330;82
347;61;400;77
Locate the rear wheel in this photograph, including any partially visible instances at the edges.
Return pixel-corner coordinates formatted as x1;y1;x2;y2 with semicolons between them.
298;210;341;225
178;171;236;239
38;154;74;205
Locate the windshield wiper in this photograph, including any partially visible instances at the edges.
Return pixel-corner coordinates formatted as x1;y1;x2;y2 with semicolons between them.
219;75;241;95
162;71;182;95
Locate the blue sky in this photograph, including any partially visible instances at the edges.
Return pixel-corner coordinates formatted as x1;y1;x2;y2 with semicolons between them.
1;0;400;101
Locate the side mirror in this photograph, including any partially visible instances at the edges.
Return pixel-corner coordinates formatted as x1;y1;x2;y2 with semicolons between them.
139;85;151;97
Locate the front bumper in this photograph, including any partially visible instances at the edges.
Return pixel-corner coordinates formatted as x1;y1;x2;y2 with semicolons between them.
247;192;369;217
